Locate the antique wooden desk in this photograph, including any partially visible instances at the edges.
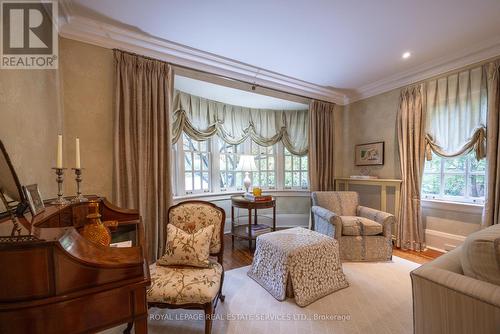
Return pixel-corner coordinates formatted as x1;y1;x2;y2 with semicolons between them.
230;195;276;249
0;197;150;334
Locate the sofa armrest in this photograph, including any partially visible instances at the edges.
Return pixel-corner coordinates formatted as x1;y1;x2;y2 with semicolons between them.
357;205;394;237
311;206;342;237
411;261;500;334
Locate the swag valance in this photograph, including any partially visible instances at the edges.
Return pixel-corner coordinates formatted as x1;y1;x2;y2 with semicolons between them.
425;66;488;160
172;90;309;155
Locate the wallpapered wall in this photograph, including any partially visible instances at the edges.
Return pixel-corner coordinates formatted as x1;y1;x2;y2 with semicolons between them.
341;89;482;249
0;36;481;249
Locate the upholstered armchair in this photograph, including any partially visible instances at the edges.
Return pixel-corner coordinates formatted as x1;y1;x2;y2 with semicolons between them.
311;191;394;261
147;201;225;334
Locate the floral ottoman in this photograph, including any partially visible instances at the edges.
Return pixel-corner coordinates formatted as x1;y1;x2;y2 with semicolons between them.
247;227;349;307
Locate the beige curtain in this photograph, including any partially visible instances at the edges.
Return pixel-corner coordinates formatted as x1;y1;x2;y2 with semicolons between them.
172;90;309;155
113;50;173;261
425;66;488;161
308;100;336;191
483;60;500;227
397;85;426;251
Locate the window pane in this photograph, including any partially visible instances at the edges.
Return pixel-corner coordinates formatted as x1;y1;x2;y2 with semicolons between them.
444;175;465;196
268;156;275;170
469;175;485;197
424;156;441;173
219;155;226;170
268;172;275;187
201;153;209;170
285;172;292;187
444;156;466;172
193;154;201;170
293;172;300;187
259;158;267;170
227;172;235;188
470;158;486;172
422;174;440;195
293;156;301;170
260;173;267;187
199;140;207;152
184;154;192;170
185;172;193;191
301;173;308;188
202;172;209;189
235;172;243;188
285;156;292;170
182;134;192;150
220;172;227;188
301;156;308;170
194;172;202;190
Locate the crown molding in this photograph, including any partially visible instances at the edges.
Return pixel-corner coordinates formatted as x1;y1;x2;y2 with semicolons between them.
57;5;345;105
346;36;500;103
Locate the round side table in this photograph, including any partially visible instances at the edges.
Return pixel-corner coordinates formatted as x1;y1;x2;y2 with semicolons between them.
230;195;276;249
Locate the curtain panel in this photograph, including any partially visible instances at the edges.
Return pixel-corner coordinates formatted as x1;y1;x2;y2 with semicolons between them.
172;90;309;155
308;100;336;191
425;66;488;160
113;50;173;262
397;85;426;251
484;60;500;227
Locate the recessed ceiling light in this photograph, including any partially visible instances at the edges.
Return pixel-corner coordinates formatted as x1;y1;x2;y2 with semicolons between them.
402;51;411;59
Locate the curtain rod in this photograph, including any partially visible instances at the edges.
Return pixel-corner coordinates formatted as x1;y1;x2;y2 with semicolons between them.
113;48;327;105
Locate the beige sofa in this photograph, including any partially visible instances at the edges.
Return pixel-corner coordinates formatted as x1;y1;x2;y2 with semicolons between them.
410;224;500;334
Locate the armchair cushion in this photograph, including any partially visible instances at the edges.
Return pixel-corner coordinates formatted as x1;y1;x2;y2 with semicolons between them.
157;223;214;268
340;216;383;236
147;260;223;305
169;202;224;254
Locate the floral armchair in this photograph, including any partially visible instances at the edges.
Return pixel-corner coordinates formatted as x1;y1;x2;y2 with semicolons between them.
147;201;225;334
311;191;394;261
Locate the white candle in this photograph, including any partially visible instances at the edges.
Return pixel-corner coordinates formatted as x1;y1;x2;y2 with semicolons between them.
56;134;63;168
75;137;81;169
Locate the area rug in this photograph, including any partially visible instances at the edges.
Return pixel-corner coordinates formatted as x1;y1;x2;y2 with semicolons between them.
106;256;420;334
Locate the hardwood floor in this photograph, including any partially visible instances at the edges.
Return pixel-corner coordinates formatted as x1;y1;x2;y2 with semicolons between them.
222;234;443;270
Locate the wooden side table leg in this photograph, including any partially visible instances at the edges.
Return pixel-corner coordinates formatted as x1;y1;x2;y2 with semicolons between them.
231;205;235;249
248;208;252;249
133;317;147;334
273;203;276;231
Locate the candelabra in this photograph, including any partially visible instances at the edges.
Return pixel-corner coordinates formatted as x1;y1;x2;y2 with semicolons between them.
51;167;70;205
72;168;88;203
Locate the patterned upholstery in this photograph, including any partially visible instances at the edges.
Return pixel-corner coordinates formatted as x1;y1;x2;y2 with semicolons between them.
168;202;223;254
311;191;358;216
157;224;214;268
311;191;394;261
247;227;349;307
340;216;383;236
148;260;223;305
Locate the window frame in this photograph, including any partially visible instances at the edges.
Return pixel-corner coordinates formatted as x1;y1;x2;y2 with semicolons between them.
173;133;309;196
422;152;486;204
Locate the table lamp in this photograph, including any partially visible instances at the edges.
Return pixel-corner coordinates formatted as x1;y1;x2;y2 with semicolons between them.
236;155;258;193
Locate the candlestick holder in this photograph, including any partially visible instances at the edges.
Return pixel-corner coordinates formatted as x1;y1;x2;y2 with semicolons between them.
71;168;88;203
51;167;70;205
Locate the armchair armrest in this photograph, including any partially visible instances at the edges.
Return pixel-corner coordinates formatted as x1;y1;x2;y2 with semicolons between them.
311;206;342;237
357;205;394;237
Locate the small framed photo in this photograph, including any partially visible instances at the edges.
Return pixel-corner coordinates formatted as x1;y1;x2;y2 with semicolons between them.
355;142;384;166
23;184;45;216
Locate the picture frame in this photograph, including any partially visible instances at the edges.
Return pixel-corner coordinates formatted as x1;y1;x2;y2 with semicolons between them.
355;141;384;166
23;184;45;216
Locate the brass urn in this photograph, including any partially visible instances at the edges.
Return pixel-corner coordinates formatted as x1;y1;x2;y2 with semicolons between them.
81;200;111;246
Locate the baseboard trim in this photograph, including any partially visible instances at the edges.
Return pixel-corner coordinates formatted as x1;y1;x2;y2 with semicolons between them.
425;228;466;252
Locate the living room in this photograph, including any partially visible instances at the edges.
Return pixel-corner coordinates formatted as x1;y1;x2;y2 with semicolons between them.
0;1;499;333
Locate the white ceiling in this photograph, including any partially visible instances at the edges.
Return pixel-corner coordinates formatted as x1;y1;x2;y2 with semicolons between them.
175;76;308;110
67;0;500;99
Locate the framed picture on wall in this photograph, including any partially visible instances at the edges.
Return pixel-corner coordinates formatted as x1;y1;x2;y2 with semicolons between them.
355;142;384;166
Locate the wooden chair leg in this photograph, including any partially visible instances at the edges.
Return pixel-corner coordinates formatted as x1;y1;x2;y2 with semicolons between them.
219;269;225;302
204;302;214;334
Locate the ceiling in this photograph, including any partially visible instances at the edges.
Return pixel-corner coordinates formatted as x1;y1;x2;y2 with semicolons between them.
64;0;500;102
175;76;308;110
